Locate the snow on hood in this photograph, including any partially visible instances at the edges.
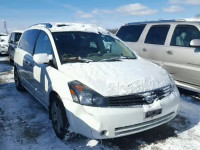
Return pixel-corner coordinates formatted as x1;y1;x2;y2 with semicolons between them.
60;59;171;97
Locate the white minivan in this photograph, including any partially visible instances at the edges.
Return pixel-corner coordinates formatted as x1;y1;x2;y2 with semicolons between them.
14;23;180;139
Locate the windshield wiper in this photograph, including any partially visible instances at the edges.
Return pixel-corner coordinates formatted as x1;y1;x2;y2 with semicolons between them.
119;56;136;59
99;57;121;62
62;57;93;63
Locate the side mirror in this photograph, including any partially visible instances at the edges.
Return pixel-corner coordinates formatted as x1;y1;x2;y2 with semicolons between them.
190;39;200;47
33;53;53;64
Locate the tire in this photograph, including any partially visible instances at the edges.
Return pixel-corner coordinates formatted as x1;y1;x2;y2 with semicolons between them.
9;54;13;64
49;95;69;139
14;67;24;91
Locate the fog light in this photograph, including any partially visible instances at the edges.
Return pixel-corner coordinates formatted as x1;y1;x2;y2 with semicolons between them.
100;130;107;136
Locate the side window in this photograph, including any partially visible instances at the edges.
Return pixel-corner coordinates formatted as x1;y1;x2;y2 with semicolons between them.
14;33;22;42
145;25;170;45
170;25;200;47
116;24;146;42
34;31;53;55
19;29;40;55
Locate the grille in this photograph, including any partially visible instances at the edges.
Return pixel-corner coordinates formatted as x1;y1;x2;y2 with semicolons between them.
107;85;172;106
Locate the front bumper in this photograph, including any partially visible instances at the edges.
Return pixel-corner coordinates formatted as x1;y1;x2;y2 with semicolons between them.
64;87;180;139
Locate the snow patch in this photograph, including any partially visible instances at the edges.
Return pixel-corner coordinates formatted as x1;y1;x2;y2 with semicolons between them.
0;56;9;61
86;139;99;147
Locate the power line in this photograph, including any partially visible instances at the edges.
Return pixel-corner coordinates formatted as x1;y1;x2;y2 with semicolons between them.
0;20;8;34
3;21;8;34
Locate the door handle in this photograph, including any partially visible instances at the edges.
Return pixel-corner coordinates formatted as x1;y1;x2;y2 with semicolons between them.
166;50;173;55
143;48;147;52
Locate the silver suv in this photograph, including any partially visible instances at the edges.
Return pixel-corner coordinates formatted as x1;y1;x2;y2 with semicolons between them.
116;19;200;92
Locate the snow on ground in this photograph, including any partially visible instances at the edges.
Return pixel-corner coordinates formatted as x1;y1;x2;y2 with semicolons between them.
0;55;9;62
0;55;200;150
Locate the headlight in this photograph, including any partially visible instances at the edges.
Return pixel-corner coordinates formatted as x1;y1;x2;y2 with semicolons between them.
68;81;107;107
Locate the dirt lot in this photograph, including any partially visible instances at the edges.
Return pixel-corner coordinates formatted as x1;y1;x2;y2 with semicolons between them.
0;55;200;150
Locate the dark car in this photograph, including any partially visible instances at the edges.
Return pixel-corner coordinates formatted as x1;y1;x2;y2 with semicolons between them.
8;31;23;63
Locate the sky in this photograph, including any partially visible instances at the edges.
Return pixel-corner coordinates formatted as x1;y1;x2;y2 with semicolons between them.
0;0;200;32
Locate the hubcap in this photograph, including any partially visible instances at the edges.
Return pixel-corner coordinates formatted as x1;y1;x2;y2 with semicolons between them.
51;102;64;135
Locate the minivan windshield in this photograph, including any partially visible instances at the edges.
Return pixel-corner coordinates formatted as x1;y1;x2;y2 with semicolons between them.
52;32;136;63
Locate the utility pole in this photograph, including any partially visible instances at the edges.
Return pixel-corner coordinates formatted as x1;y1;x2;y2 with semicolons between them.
3;21;8;34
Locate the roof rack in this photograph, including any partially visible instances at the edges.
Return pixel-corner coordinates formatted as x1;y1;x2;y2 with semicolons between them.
126;19;187;25
29;23;53;28
29;22;101;30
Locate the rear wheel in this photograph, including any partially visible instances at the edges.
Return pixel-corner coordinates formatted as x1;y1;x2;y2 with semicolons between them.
14;67;24;91
9;54;13;64
50;95;69;139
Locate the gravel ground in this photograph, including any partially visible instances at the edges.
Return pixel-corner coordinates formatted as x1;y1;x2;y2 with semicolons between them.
0;55;200;150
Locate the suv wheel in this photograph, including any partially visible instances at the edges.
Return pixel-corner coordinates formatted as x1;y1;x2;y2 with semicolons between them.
50;95;69;139
14;68;24;91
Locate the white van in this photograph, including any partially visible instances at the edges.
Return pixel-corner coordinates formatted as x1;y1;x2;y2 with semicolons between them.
14;23;180;139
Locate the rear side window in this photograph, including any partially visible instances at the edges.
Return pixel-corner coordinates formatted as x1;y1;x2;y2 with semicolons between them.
116;24;146;42
145;25;170;45
19;29;40;55
170;25;200;47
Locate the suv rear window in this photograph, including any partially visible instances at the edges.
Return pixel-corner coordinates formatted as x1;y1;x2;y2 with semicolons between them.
145;25;170;45
116;24;146;42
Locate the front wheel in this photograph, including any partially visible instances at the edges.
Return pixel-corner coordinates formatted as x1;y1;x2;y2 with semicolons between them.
49;96;69;139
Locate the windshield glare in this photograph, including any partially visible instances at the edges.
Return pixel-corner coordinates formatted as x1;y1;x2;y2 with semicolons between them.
53;32;136;63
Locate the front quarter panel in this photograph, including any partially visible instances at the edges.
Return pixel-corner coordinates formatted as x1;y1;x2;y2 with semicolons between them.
47;68;74;107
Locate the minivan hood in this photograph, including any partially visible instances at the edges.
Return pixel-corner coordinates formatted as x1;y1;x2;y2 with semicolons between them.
60;59;171;97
